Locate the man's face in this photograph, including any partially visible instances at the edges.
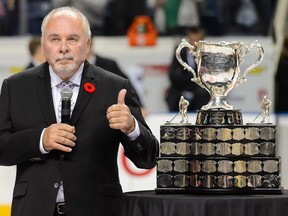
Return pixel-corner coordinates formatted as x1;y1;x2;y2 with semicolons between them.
41;12;90;79
188;32;203;46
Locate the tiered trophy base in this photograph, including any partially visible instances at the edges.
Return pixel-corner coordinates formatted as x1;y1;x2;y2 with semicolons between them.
156;156;282;195
156;123;282;195
155;187;283;195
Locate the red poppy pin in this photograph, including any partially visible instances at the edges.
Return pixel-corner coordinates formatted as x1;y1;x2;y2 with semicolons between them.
84;82;95;93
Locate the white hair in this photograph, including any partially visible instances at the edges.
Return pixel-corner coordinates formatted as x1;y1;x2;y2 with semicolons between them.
41;6;91;39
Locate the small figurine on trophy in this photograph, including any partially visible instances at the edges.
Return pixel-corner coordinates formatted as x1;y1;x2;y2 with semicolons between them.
165;96;190;124
261;95;271;123
179;96;189;123
250;95;272;124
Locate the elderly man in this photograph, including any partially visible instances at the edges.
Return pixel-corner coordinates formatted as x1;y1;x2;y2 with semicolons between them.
0;7;159;216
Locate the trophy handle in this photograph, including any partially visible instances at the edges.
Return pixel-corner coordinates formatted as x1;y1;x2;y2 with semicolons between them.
237;40;264;86
175;39;203;87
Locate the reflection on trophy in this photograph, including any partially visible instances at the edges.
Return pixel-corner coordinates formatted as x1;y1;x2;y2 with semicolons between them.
176;39;264;125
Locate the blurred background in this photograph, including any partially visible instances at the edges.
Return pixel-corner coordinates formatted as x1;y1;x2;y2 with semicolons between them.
0;0;288;215
0;0;278;37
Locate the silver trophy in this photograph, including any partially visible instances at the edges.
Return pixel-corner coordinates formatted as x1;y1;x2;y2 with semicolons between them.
176;39;264;110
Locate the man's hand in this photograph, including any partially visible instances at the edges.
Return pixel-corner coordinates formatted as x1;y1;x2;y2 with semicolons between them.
43;123;77;152
106;89;135;134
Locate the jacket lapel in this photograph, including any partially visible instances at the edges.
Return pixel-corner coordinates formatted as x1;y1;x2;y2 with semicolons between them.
71;62;97;125
35;63;57;125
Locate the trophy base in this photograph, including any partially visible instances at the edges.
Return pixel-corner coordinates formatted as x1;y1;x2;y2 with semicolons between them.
246;122;273;126
155;187;283;195
196;109;243;125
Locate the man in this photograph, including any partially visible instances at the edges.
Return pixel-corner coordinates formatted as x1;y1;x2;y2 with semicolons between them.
25;36;46;69
165;26;210;112
0;7;159;216
275;35;288;112
87;42;128;80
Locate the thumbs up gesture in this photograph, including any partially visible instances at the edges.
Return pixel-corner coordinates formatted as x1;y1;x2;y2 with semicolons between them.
106;89;135;134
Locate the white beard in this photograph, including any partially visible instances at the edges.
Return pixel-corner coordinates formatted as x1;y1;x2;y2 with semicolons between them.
54;61;77;75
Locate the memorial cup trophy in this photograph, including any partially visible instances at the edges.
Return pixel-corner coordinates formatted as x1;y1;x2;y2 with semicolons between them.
176;39;264;125
156;39;282;194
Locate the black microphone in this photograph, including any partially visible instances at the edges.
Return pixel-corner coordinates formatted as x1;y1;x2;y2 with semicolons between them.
60;87;73;124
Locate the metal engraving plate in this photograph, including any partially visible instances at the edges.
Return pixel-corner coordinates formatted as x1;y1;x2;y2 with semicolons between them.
157;160;173;173
216;142;231;156
245;143;260;155
161;127;176;140
234;175;247;188
201;143;216;156
202;128;217;141
202;175;217;188
174;159;189;173
190;174;201;187
160;142;176;155
247;160;262;173
232;128;245;140
259;127;275;140
218;175;234;188
174;174;189;187
191;142;201;155
157;174;173;187
263;160;279;173
247;175;262;187
176;128;192;140
245;128;260;140
259;142;275;155
194;128;203;140
202;160;217;173
262;174;280;188
190;160;201;173
175;142;191;155
218;160;233;173
234;160;247;173
231;143;245;156
217;128;232;141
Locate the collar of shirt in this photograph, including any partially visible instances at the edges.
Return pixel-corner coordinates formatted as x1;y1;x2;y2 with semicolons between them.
49;63;84;122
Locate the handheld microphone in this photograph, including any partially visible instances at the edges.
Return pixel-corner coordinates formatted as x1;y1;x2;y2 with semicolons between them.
60;87;73;124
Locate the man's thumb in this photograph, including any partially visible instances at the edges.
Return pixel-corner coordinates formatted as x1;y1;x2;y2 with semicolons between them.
117;89;127;105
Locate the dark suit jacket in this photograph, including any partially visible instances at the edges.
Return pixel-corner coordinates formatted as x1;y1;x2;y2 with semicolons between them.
275;55;288;112
165;46;210;111
93;54;143;106
0;61;159;216
25;61;36;70
94;54;128;79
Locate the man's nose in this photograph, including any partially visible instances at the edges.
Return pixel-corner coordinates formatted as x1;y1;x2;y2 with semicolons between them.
59;42;69;53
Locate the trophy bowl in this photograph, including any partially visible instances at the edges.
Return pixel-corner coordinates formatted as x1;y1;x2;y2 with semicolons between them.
176;39;264;111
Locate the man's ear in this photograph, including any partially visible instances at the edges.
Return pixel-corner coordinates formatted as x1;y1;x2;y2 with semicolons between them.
87;38;92;56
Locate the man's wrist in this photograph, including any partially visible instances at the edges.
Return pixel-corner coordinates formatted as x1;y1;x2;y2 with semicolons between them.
126;117;136;134
39;128;50;154
126;117;140;141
